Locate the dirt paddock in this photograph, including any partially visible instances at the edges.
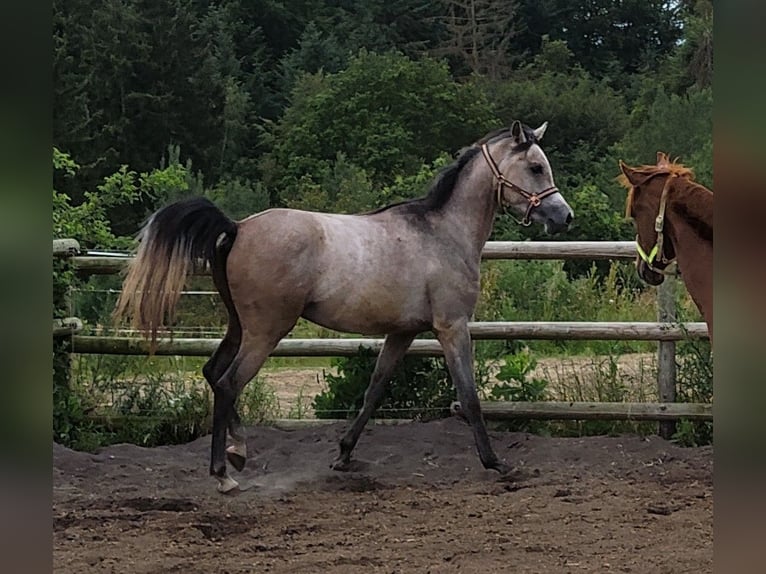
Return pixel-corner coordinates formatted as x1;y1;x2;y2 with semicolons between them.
54;418;712;573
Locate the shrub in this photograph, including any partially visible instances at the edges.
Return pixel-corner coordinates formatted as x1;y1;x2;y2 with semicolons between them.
313;346;455;420
486;350;548;433
673;336;713;446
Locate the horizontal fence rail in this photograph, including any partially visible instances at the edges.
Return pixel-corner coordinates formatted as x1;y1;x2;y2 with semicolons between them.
53;317;83;338
69;241;641;274
452;401;713;422
69;321;708;357
55;238;712;427
480;241;637;260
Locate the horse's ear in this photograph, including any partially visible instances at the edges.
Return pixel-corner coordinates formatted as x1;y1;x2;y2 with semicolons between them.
533;121;548;141
656;152;670;167
619;160;640;185
511;120;527;144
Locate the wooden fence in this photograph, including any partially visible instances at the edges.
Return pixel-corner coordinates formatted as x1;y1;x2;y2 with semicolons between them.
54;239;712;433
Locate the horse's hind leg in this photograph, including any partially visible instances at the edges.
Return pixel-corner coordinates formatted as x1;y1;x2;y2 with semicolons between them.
226;409;246;472
202;330;249;472
210;327;295;493
332;332;417;470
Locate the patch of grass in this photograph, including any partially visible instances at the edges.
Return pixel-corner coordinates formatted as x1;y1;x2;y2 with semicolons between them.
476;260;659;358
672;334;713;446
284;385;315;419
65;351;280;449
238;377;280;424
484;347;658;438
263;356;334;370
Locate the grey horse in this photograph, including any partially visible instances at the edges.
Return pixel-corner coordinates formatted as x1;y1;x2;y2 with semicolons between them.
114;120;574;493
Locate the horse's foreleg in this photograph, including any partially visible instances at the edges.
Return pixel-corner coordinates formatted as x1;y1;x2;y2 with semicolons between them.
332;332;417;470
436;319;509;475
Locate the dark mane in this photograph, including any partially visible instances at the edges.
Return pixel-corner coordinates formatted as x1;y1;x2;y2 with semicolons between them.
366;125;534;217
365;147;481;217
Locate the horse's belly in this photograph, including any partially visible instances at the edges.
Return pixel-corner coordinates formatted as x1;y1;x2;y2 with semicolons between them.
302;288;431;335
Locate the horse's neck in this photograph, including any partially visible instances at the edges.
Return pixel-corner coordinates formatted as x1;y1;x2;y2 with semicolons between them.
667;208;714;338
440;168;497;256
682;182;713;228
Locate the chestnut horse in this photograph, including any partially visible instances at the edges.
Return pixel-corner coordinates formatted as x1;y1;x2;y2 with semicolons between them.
619;152;713;342
114;121;574;493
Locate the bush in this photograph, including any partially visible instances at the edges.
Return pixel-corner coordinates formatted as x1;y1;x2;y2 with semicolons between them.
673;337;713;447
313;346;455;420
484;350;547;434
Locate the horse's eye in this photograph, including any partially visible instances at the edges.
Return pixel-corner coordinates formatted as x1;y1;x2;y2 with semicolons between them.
530;164;543;175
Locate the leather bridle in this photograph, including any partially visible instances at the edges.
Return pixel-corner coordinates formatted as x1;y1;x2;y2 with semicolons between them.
480;143;559;226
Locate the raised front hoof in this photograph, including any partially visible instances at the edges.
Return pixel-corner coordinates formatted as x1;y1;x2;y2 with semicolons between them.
226;450;247;472
216;475;241;494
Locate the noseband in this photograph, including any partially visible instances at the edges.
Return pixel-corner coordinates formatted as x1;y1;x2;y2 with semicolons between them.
634;174;677;275
480;143;559;226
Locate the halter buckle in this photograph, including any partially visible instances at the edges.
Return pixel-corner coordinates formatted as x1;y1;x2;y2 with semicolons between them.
654;215;664;232
530;195;541;207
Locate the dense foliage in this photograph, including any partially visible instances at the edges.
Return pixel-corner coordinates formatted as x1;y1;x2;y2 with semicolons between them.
53;0;713;446
54;0;712;228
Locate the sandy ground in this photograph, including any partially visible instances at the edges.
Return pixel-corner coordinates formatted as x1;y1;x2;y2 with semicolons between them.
53;417;712;573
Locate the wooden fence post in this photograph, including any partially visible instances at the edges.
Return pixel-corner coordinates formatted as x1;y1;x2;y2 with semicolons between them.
657;278;677;439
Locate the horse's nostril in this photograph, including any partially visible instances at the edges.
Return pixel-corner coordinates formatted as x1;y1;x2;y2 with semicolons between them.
565;212;573;225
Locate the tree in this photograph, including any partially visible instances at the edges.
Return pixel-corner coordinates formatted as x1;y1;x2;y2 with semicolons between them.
487;38;630;183
434;0;519;80
613;85;712;187
662;0;713;92
278;20;350;95
512;0;683;80
53;0;272;214
53;0;151;201
263;50;497;210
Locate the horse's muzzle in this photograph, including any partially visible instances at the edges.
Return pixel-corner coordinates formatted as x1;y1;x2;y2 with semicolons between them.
637;259;665;286
544;209;573;235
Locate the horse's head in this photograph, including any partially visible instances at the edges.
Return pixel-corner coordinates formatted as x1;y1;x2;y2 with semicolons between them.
482;121;573;234
619;153;682;286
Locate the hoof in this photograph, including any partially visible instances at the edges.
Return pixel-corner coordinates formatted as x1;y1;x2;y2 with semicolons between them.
491;461;512;475
226;450;246;472
331;457;352;472
216;475;240;494
496;466;529;483
331;458;369;472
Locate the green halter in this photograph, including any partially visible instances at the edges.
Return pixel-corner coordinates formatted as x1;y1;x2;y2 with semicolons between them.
635;175;676;274
635;240;659;265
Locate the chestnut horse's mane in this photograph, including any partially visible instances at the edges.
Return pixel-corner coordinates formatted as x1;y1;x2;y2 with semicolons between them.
619;157;711;221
